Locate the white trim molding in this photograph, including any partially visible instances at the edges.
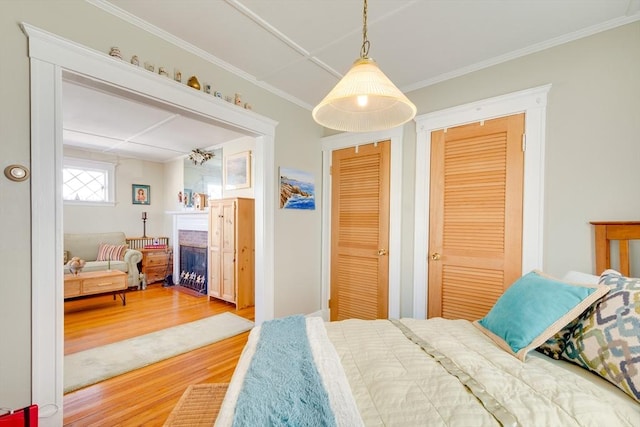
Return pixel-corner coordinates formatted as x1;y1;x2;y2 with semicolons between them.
321;127;405;319
22;22;277;427
413;84;550;319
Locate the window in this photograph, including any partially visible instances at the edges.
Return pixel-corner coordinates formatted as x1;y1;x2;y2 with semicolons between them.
63;157;115;205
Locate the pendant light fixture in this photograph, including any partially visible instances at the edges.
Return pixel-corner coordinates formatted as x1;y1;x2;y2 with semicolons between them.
312;0;416;133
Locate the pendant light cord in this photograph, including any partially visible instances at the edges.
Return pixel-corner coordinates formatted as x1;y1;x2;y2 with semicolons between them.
360;0;370;58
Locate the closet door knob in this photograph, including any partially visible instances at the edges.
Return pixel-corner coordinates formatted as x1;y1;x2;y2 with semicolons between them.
377;249;387;256
431;252;441;261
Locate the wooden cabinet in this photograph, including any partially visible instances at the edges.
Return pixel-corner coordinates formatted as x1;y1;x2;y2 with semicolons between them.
208;198;254;308
141;248;172;285
64;270;128;305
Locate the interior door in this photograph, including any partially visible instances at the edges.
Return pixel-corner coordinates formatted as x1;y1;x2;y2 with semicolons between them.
428;114;525;320
330;141;390;321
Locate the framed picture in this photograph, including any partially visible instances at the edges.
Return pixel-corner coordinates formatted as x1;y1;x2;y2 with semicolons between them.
224;151;251;190
279;167;315;210
132;184;150;205
183;188;193;207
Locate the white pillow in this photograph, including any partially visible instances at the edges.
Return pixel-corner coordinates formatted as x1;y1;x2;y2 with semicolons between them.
561;270;599;285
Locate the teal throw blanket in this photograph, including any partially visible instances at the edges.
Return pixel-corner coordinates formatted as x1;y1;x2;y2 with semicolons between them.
232;315;337;426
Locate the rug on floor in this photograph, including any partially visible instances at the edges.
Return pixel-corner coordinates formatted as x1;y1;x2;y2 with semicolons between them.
64;312;254;393
164;383;229;426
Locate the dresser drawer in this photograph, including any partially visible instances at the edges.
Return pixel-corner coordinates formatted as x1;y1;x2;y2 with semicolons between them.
81;274;127;295
144;265;167;283
144;252;170;267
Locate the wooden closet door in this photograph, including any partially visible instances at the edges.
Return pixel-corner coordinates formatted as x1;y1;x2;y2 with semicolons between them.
330;141;390;321
428;114;524;321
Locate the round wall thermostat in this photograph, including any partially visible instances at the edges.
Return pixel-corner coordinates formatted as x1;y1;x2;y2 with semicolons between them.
4;164;30;182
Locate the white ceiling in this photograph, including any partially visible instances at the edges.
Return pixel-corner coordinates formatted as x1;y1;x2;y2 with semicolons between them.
62;76;246;163
65;0;640;162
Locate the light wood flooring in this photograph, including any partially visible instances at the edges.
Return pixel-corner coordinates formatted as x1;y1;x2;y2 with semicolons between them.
63;283;254;426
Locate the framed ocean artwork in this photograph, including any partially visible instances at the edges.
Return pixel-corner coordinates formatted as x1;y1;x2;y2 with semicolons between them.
279;167;315;210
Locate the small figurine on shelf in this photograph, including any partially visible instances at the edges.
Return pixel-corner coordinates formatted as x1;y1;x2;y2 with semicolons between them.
144;62;155;72
174;69;182;83
109;47;122;59
159;67;169;77
130;55;140;66
244;102;252;110
234;93;243;106
187;76;201;90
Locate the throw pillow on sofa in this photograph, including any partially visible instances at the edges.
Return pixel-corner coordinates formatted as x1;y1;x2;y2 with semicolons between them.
96;243;128;261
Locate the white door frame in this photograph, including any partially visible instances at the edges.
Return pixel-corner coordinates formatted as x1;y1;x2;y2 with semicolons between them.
413;85;551;319
23;23;277;426
321;128;405;320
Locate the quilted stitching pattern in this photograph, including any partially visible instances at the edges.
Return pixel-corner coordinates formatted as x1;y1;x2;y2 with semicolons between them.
324;318;640;425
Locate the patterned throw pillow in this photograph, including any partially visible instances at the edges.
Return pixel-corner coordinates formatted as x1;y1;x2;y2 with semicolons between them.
560;269;640;402
96;243;128;261
536;319;580;360
537;273;601;359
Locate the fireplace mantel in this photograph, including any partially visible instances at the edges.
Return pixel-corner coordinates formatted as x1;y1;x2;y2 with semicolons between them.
167;210;208;232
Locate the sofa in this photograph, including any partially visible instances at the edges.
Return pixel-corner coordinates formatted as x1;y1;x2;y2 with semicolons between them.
64;232;143;288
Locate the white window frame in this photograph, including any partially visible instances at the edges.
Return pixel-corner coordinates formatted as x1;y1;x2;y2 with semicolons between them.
63;157;116;206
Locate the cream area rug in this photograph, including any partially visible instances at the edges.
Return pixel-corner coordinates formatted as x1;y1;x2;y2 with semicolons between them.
64;312;254;393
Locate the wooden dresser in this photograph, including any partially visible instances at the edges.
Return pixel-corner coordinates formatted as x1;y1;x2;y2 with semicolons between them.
140;248;173;285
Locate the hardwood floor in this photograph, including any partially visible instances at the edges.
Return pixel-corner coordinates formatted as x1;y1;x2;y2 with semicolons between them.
63;284;254;426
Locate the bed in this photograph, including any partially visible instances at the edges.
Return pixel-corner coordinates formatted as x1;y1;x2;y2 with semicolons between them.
216;225;640;426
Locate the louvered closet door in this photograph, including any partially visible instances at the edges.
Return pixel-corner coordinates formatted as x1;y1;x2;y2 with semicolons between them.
428;114;524;321
330;141;390;321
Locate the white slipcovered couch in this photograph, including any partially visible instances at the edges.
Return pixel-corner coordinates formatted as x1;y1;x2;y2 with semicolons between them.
64;232;143;288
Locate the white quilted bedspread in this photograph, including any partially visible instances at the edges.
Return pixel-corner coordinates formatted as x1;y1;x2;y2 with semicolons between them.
325;317;640;427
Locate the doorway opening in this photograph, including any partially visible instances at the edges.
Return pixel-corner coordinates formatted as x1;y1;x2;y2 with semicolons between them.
25;23;276;424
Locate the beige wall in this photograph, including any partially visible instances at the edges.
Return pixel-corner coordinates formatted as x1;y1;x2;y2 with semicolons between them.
1;0;322;410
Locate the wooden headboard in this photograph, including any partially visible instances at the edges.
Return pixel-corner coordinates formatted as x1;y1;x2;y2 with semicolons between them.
590;221;640;276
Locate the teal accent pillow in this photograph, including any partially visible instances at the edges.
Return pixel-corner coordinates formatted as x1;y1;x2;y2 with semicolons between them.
474;270;609;361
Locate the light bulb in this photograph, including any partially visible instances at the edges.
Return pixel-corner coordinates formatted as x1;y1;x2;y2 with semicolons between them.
357;95;368;107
